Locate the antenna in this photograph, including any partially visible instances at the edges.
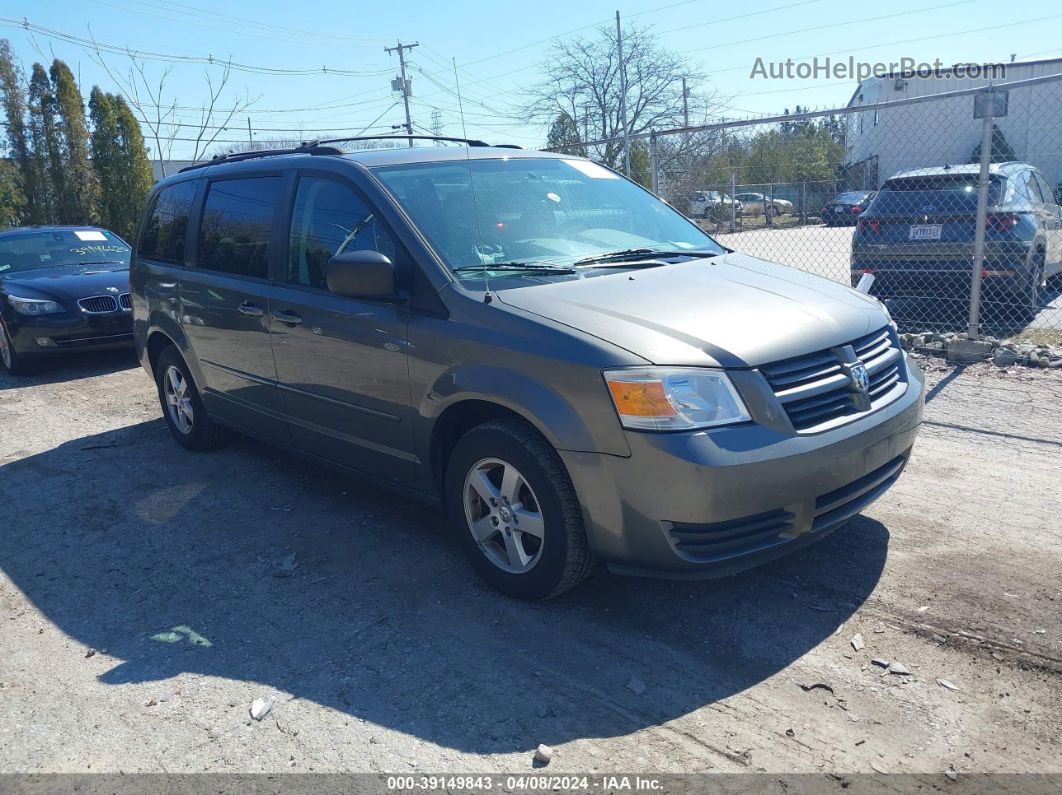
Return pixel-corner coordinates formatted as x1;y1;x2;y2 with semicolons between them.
452;57;468;141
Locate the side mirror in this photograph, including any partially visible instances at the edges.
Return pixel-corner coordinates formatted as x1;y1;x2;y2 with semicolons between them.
326;250;395;299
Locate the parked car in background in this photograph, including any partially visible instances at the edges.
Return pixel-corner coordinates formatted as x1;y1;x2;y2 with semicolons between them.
132;137;923;600
689;191;742;219
851;163;1062;312
0;226;133;375
735;192;794;216
822;191;876;226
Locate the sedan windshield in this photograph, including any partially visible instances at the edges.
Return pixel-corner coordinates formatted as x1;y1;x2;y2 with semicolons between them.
372;157;723;275
0;229;131;274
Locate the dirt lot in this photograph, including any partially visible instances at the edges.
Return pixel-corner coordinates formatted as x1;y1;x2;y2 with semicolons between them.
1;349;1060;776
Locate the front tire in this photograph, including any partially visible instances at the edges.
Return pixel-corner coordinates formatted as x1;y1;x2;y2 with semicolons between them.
155;346;225;451
445;419;595;600
0;318;33;376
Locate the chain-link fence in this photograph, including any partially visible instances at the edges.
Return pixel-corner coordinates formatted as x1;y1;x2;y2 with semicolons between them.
550;72;1062;345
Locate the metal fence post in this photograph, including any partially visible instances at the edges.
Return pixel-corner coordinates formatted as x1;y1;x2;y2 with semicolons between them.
766;182;773;227
649;130;659;195
729;171;737;232
801;181;807;225
968;91;995;340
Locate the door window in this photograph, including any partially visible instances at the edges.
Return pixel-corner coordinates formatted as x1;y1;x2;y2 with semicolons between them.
287;176;396;290
1024;172;1046;204
1033;172;1057;206
197;177;281;278
139;180;197;264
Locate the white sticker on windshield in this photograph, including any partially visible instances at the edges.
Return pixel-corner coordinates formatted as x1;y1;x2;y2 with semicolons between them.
74;230;107;241
562;159;619;179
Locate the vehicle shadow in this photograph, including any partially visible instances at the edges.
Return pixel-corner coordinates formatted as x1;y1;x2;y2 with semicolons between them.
0;420;889;753
888;280;1062;338
0;348;139;390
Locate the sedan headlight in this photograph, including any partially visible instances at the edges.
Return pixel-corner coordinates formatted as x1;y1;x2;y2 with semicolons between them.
8;295;65;316
603;367;750;431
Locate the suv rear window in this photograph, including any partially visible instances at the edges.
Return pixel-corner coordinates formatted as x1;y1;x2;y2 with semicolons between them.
869;174;1004;214
197;177;280;279
139;180;197;264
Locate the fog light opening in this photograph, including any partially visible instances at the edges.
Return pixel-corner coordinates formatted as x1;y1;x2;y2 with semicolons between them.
35;336;56;347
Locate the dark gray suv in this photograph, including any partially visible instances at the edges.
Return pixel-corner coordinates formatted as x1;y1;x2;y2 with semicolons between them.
131;137;924;600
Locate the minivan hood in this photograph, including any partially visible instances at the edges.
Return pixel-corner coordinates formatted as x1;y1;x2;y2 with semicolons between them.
495;252;888;367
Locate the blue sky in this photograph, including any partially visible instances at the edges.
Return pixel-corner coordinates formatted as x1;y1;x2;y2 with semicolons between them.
4;0;1061;159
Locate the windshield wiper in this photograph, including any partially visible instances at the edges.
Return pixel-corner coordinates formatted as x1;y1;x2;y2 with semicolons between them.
574;248;721;267
453;262;576;274
77;260;126;266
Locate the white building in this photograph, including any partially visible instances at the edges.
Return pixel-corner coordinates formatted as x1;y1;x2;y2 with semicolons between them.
843;57;1062;193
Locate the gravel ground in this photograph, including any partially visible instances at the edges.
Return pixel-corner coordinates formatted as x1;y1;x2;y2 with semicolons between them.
0;349;1060;775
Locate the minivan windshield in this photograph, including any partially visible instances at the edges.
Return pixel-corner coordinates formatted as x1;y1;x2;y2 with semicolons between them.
372;157;724;275
0;229;131;274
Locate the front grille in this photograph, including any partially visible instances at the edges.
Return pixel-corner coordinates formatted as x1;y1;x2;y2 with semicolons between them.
667;509;795;562
78;295;119;314
760;326;905;432
118;292;132;310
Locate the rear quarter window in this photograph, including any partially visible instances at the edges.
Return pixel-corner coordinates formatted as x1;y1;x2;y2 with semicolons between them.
138;180;198;265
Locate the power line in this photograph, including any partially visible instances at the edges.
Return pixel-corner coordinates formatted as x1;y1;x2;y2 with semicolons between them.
1;17;392;76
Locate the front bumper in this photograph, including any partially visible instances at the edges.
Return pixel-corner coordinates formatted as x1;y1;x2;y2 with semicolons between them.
5;310;134;356
560;359;924;578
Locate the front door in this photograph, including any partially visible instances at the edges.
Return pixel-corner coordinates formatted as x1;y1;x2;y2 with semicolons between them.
180;174;288;443
269;172;415;485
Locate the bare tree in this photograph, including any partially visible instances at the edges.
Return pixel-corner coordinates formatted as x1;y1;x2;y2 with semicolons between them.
524;23;721;169
87;37;258;176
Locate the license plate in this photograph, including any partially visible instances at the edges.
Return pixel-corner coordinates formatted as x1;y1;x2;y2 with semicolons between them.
909;224;942;240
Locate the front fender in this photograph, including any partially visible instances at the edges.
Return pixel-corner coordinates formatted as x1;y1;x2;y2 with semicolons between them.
424;364;629;457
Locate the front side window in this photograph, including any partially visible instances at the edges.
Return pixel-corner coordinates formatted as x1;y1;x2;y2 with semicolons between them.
197;177;280;279
288;176;396;290
0;229;130;274
372;157;722;277
139;180;197;264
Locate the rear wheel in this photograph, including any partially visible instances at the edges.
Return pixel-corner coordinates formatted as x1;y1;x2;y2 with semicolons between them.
1021;250;1046;314
445;419;595;600
155;346;225;451
0;319;33;376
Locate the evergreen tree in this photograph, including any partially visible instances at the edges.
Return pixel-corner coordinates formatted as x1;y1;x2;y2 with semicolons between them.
545;112;582;152
27;63;60;223
970;124;1017;165
112;94;154;239
49;59;100;224
0;159;25;227
0;39;32;225
89;87;122;233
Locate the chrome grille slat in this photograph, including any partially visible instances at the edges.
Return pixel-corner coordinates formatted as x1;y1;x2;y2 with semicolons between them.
760;326;905;432
118;293;132;310
78;295;119;314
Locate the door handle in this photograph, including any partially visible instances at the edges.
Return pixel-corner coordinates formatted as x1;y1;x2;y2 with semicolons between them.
238;301;265;317
272;308;303;325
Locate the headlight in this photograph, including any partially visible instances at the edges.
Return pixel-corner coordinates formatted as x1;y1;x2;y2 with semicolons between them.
603;367;750;431
8;295;65;316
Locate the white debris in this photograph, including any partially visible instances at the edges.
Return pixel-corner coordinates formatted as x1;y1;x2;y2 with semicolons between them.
917;605;930;613
851;633;865;652
250;697;275;721
937;679;959;691
888;662;911;675
871;658;890;668
626;675;646;695
533;744;553;764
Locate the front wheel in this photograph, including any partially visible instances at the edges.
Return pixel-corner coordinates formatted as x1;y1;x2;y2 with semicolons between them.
155;346;225;451
0;319;33;376
445;419;595;600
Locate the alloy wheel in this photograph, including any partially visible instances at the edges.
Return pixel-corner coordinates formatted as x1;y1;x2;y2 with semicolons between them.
462;457;546;574
163;365;194;434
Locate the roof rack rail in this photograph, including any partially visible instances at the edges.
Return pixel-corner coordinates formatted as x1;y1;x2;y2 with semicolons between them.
177;135;518;174
308;134;492;147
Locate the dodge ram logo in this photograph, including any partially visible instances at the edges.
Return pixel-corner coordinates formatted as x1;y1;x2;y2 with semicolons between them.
850;362;870;393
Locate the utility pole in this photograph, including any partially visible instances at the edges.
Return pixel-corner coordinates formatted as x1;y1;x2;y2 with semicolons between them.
385;40;418;147
681;77;689;127
247;117;253;149
616;11;630;177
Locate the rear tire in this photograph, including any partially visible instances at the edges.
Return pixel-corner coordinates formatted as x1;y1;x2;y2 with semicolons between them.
0;319;33;376
155;346;225;451
445;418;596;600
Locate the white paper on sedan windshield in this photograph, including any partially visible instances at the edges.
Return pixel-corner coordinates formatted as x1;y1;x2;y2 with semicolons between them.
562;160;619;179
74;230;108;241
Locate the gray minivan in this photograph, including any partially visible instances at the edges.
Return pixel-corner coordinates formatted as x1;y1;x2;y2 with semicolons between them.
131;137;924;600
